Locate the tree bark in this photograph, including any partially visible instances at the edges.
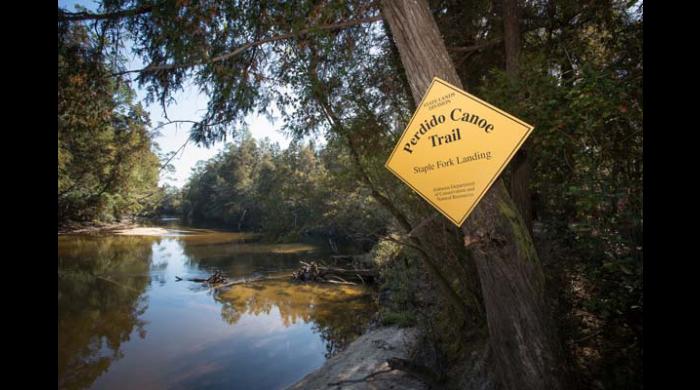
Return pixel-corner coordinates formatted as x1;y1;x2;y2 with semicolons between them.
503;0;521;78
503;0;533;236
509;147;532;234
380;1;564;389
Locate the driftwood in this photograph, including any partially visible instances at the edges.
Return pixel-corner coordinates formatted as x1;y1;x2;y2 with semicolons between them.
291;261;377;284
175;270;227;284
215;274;290;289
174;262;378;288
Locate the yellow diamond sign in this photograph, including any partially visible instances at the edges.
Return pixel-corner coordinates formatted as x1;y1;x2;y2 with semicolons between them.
385;77;534;227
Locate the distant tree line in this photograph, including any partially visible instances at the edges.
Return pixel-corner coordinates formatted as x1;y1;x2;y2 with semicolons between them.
174;132;391;243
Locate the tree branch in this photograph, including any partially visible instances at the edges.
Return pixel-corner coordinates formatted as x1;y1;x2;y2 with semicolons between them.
159;139;189;171
111;15;383;77
446;23;547;55
447;38;502;53
150;119;227;133
58;4;155;22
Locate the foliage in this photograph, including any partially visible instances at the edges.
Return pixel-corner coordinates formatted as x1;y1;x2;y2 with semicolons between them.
471;2;642;388
58;235;155;390
152;184;182;216
372;239;418;327
180;132;390;242
58;22;161;225
215;280;376;358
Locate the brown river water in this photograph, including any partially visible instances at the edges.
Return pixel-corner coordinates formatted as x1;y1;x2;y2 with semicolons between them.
58;222;376;389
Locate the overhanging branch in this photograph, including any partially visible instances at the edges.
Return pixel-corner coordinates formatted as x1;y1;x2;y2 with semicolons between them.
111;15;383;77
58;4;155;22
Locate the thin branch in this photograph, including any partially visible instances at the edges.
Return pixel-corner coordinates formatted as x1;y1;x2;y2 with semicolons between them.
58;4;155;22
447;23;546;55
447;38;502;53
160;139;189;170
407;214;437;237
150;119;229;136
455;50;476;68
133;138;189;203
111;15;383;77
380;235;428;254
151;120;198;133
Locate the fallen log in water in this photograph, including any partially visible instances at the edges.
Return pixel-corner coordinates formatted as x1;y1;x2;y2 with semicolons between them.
215;274;290;289
175;270;227;284
174;263;378;288
291;261;377;284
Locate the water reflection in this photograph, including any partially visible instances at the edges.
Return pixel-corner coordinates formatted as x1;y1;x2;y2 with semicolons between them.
216;280;376;358
58;235;157;390
180;235;318;276
58;227;376;390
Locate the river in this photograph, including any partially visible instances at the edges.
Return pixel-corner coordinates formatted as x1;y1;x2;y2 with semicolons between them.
58;222;377;389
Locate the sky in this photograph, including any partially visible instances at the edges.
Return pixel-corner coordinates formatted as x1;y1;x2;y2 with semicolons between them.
59;0;292;188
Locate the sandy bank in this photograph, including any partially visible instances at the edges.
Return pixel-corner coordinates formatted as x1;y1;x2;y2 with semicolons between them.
112;227;171;236
58;222;175;236
58;222;138;235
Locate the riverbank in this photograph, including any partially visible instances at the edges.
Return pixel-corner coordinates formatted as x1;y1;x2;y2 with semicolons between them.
288;326;429;390
59;220;187;236
58;221;140;235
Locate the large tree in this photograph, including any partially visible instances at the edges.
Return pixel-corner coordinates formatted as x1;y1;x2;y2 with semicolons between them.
381;1;566;388
502;0;533;235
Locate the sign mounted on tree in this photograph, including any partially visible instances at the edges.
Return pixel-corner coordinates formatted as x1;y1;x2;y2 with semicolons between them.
385;77;534;227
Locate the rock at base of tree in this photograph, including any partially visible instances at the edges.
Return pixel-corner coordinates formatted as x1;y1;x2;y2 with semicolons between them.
287;326;428;390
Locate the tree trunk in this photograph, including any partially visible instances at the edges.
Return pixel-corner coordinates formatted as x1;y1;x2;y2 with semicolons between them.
503;0;521;78
503;0;533;236
509;148;532;233
380;1;565;389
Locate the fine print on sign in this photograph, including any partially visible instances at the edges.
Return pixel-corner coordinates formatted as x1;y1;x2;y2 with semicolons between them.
385;77;534;227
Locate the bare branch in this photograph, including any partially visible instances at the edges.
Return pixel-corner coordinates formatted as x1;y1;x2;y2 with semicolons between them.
155;139;190;175
135;138;189;202
150;119;228;134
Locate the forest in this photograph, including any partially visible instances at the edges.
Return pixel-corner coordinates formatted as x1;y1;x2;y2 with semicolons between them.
58;1;642;389
172;135;390;242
